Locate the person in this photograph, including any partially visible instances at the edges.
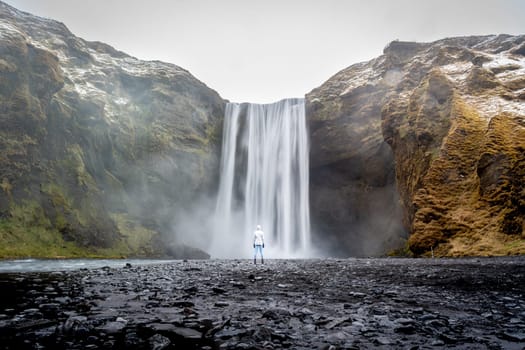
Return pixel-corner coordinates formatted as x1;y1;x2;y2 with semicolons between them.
253;224;265;264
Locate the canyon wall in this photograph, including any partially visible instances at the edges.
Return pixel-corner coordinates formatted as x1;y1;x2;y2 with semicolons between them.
307;35;525;256
0;2;225;258
1;0;524;258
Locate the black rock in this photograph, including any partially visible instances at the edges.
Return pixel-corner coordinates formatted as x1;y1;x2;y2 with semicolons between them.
149;333;171;350
212;287;227;294
497;331;525;342
171;326;202;340
185;286;199;294
62;315;91;336
262;308;291;321
1;257;525;349
39;303;60;317
252;326;273;342
229;281;245;289
394;325;416;334
215;327;248;340
172;301;195;308
98;321;127;334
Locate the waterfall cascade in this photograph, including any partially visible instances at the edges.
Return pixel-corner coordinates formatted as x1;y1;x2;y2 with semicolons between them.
212;98;311;258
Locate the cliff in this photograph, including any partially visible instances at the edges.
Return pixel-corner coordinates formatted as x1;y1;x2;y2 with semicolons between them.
307;35;525;257
2;1;524;259
0;2;225;258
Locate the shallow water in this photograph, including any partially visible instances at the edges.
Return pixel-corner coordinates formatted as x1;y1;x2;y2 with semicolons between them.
0;258;176;273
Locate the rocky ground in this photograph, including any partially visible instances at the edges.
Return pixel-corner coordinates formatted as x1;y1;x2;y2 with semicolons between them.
0;257;524;349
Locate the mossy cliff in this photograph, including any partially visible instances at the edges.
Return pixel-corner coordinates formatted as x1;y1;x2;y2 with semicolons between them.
2;1;524;259
307;35;525;257
0;2;224;258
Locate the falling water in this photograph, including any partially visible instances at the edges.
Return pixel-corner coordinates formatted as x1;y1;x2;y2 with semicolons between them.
212;98;311;258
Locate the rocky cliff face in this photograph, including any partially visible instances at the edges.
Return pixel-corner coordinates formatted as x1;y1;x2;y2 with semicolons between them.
2;2;524;259
306;56;405;257
0;2;225;258
307;35;525;257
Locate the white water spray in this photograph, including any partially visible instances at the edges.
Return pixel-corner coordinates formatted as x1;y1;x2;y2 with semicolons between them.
212;98;311;258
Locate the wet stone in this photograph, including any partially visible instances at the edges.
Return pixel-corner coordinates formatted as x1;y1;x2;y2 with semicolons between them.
215;328;249;340
252;326;274;341
394;317;415;325
212;287;227;294
419;313;437;322
62;315;90;335
172;301;194;308
39;306;60;320
172;326;202;339
86;335;99;343
373;336;392;345
498;331;525;342
229;281;245;289
147;323;177;333
98;321;127;334
0;257;524;349
262;308;292;321
438;332;459;344
149;333;171;350
431;339;445;346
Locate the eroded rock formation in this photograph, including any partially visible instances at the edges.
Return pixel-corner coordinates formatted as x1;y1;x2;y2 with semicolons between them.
0;2;224;258
307;35;525;257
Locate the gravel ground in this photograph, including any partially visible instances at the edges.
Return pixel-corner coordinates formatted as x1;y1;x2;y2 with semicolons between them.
0;257;524;349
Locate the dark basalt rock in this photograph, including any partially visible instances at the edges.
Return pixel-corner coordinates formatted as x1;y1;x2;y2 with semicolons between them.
1;258;525;349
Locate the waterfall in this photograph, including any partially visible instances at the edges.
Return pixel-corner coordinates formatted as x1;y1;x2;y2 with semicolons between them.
212;98;311;258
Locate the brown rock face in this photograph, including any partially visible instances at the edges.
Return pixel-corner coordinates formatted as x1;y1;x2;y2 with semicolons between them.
308;35;525;257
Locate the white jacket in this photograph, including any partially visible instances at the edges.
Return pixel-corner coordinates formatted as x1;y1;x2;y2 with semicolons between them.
253;229;265;246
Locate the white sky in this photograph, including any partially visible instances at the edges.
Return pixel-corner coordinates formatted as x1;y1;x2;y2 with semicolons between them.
5;0;525;103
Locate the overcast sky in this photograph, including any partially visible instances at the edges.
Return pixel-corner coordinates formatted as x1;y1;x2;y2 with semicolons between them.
5;0;525;103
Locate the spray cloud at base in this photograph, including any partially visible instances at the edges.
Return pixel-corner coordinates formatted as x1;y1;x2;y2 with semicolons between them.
212;99;313;258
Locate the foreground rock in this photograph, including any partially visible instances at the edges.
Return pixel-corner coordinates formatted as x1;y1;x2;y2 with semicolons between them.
1;258;524;349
